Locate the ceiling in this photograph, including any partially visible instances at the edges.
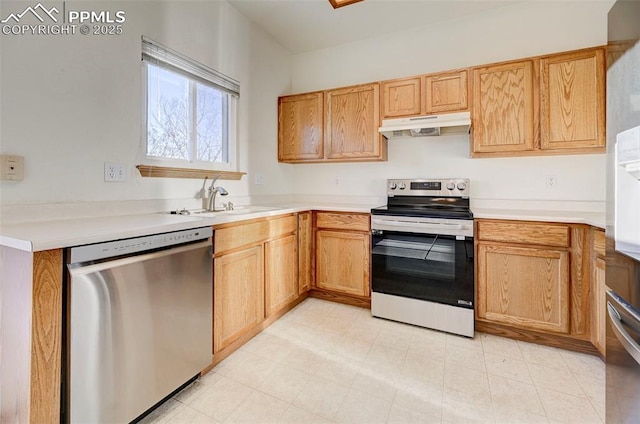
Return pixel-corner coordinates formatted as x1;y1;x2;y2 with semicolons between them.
227;0;520;54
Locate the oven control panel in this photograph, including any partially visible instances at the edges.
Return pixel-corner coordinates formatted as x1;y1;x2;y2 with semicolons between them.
387;178;469;197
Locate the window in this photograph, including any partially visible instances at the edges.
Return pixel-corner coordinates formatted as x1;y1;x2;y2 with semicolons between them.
142;37;239;169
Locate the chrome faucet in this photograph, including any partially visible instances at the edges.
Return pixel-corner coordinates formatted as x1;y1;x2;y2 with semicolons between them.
206;174;228;212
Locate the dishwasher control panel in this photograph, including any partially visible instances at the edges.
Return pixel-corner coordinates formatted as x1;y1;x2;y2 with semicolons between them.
69;227;213;264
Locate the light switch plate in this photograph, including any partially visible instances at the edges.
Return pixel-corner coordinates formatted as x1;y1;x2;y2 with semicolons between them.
0;154;24;181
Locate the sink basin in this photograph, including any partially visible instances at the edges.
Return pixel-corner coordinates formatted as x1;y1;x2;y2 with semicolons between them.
192;206;283;217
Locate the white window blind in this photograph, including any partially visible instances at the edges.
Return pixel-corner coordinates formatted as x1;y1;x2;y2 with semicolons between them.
141;36;240;98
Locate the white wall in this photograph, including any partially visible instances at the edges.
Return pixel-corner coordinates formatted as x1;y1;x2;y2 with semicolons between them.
290;1;613;206
0;0;293;207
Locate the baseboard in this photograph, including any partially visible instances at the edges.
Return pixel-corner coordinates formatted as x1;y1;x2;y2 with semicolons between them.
475;320;600;356
309;288;371;308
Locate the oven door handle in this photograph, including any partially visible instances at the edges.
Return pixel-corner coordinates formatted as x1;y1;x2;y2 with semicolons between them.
372;219;463;230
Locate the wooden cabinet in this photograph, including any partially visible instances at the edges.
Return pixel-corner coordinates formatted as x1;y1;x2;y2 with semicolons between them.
265;234;298;316
472;47;605;157
590;228;606;356
214;245;264;353
380;70;468;119
476;219;595;352
477;243;570;333
278;92;324;162
314;212;371;300
325;83;384;160
278;84;386;163
592;256;606;355
471;60;536;154
540;49;605;151
213;215;299;354
298;211;312;294
425;69;468;114
0;247;64;423
316;230;370;297
381;76;422;118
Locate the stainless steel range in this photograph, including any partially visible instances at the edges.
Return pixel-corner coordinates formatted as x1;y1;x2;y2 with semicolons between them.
371;178;475;337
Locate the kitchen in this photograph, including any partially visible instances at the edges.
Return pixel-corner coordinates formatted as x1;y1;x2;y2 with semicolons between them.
0;0;637;423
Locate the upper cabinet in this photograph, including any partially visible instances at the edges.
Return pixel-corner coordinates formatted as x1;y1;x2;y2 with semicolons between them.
381;76;422;118
425;70;469;114
278;92;324;162
326;83;383;161
278;46;606;162
278;83;386;163
471;60;536;154
471;46;605;157
380;69;469;119
540;49;605;151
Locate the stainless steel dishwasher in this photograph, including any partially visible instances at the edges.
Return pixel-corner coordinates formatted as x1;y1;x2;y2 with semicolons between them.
66;227;213;424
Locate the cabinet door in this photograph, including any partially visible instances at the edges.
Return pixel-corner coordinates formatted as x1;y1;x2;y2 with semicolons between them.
265;234;298;317
326;83;382;160
592;257;606;356
425;70;468;114
316;230;370;297
381;77;422;118
540;49;605;151
213;246;264;353
477;243;570;333
472;60;536;153
298;211;313;294
278;92;324;162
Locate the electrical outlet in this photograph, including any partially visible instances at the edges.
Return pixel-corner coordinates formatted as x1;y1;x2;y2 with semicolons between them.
333;176;341;186
545;175;558;189
104;162;127;182
255;174;264;185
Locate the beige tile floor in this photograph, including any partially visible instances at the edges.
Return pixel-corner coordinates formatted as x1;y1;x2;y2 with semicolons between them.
141;298;605;424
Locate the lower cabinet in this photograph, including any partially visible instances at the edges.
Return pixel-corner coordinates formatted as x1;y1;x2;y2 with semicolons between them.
313;211;371;301
265;234;298;317
213;246;264;353
298;211;313;294
475;219;594;352
477;243;570;333
592;257;606;355
212;214;299;355
591;228;606;356
316;230;370;297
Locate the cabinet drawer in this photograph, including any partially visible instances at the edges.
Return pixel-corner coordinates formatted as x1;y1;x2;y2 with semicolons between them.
593;229;605;258
215;215;296;254
477;220;570;248
316;212;370;232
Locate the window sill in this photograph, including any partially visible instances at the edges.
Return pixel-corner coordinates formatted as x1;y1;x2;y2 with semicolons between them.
136;165;245;180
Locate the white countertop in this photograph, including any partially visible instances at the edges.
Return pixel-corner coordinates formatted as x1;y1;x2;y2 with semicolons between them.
0;203;376;252
0;201;605;252
472;208;605;229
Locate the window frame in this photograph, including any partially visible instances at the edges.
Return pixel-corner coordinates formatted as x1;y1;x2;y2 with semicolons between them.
140;37;239;172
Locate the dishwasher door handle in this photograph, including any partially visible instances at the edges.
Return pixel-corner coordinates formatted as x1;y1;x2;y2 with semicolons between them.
68;240;212;276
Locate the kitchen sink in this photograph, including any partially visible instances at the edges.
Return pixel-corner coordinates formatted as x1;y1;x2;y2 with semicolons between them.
166;205;284;217
192;205;283;216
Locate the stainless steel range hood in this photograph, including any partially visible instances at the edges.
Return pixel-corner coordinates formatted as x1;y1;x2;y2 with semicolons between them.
379;111;471;139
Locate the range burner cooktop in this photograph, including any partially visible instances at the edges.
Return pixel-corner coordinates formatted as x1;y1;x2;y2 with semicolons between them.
372;178;472;220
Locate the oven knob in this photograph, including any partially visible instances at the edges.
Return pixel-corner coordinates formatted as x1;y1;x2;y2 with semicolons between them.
389;181;397;190
446;181;456;190
398;182;406;190
457;182;467;191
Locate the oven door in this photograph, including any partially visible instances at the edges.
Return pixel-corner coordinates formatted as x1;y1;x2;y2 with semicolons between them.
371;229;474;309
